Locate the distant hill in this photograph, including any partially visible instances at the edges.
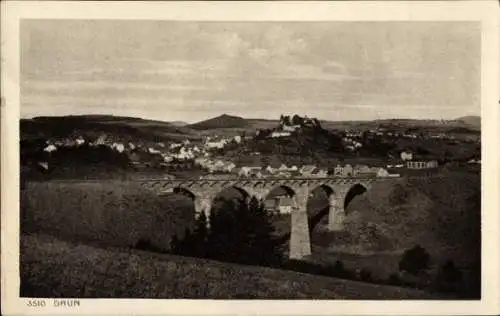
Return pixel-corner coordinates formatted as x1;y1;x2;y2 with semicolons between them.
455;116;480;130
20;115;199;143
169;121;189;127
188;114;250;130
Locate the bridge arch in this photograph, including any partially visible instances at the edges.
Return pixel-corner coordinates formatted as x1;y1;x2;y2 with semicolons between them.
263;185;297;215
343;183;368;211
210;185;252;217
171;187;197;200
307;184;336;233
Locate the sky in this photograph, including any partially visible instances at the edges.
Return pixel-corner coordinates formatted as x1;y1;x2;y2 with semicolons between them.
21;20;481;123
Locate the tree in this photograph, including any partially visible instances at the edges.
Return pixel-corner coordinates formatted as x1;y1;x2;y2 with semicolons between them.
434;260;463;293
191;211;209;257
292;114;302;125
207;196;284;266
399;245;431;276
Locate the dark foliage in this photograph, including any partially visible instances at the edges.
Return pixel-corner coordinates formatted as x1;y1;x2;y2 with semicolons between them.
433;260;464;294
399;245;431;276
281;259;357;281
171;197;284;266
359;268;373;282
387;273;402;286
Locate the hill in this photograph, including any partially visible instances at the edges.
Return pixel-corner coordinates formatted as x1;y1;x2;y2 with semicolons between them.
455;115;480;130
187;114;250;130
21;115;199;143
168;121;189;127
310;170;481;298
20;233;438;299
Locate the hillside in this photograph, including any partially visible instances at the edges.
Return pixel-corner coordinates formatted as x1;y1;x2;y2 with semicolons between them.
310;171;481;297
455;115;480;130
187;114;250;130
20;233;437;299
21;115;199;143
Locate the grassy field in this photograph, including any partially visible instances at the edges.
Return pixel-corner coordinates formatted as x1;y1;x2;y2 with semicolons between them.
21;180;195;252
20;233;440;299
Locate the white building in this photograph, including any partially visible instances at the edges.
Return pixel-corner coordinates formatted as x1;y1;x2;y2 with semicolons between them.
112;143;125;153
75;137;85;146
270;131;291;138
282;125;301;132
400;151;413;161
43;144;57;153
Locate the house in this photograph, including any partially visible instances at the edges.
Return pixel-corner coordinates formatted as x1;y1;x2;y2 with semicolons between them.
264;198;280;214
400;151;413;161
406;160;438;169
278;197;294;214
353;165;370;176
299;165;317;176
270;131;292;138
333;164;344;176
377;168;390;177
75;137;85;146
205;140;227;149
223;162;236;172
342;164;353;177
43;144;57;153
112;142;125;153
94;134;107;146
282;125;301;132
311;168;328;178
148;147;161;154
275;171;292;178
170;143;182;150
163;155;174;163
239;166;262;177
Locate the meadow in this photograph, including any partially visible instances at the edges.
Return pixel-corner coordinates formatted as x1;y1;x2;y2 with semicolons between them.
20;233;437;299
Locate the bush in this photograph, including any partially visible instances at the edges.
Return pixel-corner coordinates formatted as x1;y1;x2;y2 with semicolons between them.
399;245;431;276
434;260;464;294
387;273;402;286
359;268;373;282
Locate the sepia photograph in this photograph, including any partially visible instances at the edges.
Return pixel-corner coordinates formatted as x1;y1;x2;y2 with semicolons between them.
2;1;499;315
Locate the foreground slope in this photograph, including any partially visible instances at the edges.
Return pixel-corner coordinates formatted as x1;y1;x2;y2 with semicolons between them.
20;233;437;299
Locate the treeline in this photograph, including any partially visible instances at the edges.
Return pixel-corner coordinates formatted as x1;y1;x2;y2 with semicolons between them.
137;196;285;266
21;143;132;180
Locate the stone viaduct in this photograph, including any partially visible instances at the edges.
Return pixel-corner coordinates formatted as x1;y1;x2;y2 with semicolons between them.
138;176;398;260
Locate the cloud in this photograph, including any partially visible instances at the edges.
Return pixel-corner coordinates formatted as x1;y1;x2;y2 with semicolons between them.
21;20;480;121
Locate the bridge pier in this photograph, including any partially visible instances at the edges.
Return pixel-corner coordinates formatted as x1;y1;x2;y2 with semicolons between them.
328;190;347;231
194;196;212;224
289;189;311;259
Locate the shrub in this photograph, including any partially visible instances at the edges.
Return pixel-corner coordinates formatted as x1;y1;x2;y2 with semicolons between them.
434;260;464;294
359;268;373;282
387;273;402;286
399;244;431;276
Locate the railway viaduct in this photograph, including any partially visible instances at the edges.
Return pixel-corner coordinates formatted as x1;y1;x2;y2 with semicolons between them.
138;176;399;260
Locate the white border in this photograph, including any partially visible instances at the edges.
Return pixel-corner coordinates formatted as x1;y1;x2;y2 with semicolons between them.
2;1;499;315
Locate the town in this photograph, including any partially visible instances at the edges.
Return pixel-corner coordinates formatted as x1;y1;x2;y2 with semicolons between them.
23;114;480;183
